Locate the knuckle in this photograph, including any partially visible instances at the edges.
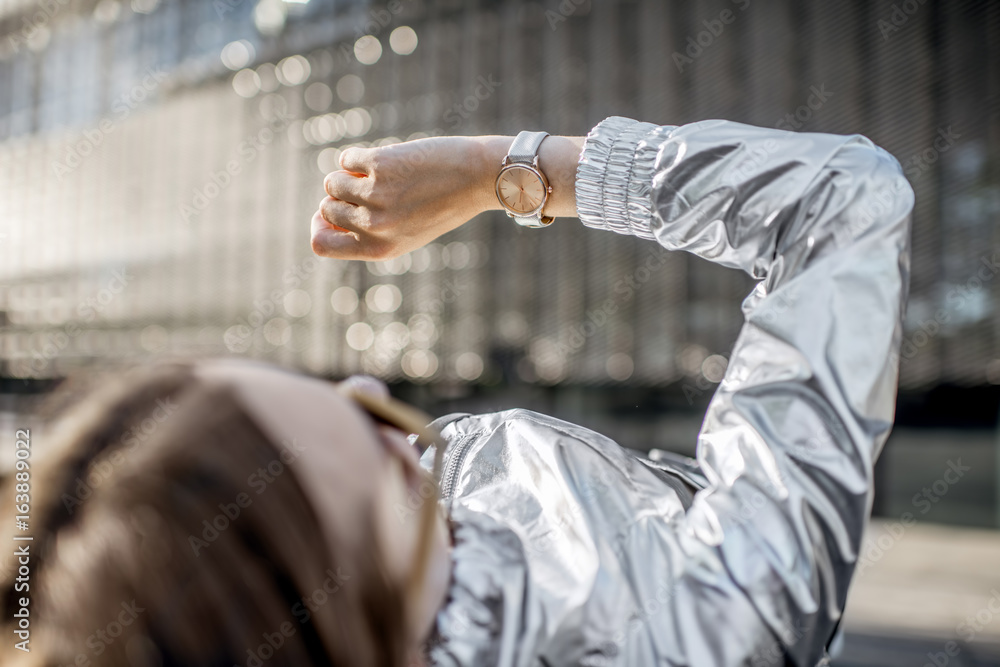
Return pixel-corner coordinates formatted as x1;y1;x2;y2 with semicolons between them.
366;147;382;173
365;185;383;209
365;209;386;231
320;200;335;222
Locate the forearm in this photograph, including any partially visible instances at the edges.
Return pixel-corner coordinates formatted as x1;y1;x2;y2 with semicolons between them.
471;135;586;219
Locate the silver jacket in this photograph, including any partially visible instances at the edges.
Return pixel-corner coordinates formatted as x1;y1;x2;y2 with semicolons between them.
421;116;913;666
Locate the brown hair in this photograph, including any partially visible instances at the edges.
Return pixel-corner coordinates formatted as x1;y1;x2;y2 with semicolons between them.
0;362;408;666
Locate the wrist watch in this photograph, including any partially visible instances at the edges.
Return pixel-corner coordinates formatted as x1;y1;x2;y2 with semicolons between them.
495;130;554;228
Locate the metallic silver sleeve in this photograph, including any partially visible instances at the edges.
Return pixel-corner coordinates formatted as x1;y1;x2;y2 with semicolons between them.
426;117;912;666
576;116;914;664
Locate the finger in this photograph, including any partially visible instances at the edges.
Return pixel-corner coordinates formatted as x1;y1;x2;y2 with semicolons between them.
319;196;365;235
340;146;376;175
338;374;390;399
310;210;365;259
377;424;423;471
324;170;369;205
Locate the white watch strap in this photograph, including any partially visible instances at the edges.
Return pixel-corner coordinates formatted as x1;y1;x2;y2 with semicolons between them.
504;131;553;227
507;130;549;164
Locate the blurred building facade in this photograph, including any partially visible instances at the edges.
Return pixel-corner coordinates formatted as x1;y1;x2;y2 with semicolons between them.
0;0;998;513
0;0;694;392
1;0;997;388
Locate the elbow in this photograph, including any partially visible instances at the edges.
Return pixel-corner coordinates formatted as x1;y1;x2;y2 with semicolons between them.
837;137;915;242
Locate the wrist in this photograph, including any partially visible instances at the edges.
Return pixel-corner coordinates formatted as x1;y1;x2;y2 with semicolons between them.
471;136;515;214
469;134;583;220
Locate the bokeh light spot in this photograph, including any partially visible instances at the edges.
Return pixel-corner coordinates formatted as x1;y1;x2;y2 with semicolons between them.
354;35;382;65
389;26;418;55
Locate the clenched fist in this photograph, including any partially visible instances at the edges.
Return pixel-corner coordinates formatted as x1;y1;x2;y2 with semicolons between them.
311;137;499;261
310;134;585;261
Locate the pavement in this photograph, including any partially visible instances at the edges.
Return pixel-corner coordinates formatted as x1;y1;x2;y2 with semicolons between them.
835;519;1000;666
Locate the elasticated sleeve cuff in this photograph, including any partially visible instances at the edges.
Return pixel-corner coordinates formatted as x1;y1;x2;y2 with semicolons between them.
574;116;673;241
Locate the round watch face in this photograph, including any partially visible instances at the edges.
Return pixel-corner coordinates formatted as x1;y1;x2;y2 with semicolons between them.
497;165;547;215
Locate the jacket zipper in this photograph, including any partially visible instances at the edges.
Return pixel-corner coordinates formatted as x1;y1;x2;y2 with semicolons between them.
438;432;479;503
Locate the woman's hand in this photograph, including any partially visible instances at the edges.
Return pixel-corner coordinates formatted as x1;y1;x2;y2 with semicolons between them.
311;136;501;261
310;134;585;261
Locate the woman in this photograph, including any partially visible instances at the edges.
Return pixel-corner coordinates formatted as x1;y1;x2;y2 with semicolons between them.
2;115;912;666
